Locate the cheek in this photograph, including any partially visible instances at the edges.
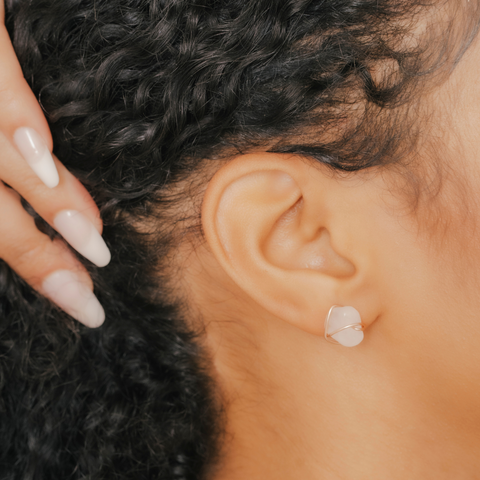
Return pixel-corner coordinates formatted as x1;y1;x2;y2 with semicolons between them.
371;176;480;420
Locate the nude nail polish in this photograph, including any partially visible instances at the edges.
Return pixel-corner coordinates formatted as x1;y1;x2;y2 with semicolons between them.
13;127;60;188
42;270;105;328
53;210;111;267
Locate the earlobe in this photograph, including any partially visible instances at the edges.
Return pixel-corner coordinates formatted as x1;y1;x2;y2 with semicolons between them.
202;152;376;340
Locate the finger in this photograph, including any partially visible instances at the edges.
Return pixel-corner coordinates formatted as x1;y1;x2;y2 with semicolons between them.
0;24;58;188
0;30;103;237
0;183;105;327
0;17;63;192
0;132;110;268
0;10;104;241
0;22;52;147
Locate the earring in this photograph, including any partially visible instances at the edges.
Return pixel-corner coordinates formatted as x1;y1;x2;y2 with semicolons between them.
324;305;364;347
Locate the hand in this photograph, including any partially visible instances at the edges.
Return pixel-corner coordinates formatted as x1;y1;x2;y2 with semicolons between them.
0;1;110;327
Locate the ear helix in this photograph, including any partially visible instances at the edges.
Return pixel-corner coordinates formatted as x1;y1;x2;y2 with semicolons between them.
324;305;364;347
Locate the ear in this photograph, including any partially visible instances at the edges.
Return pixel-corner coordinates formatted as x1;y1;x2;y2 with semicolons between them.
201;152;379;339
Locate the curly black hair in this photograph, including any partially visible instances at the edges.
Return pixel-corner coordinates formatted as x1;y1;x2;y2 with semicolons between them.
1;0;479;478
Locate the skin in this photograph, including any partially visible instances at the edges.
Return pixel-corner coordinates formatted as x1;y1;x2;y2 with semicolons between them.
175;14;480;480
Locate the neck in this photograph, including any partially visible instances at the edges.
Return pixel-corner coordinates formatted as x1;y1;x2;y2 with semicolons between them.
208;314;480;480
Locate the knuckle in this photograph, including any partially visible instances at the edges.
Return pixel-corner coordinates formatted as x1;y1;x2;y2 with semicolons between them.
10;239;55;282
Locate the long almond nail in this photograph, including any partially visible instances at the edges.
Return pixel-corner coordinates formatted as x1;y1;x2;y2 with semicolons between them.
13;127;59;188
42;270;105;328
54;210;111;267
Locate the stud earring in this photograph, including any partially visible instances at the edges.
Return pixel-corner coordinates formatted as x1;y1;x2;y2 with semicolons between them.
324;305;364;347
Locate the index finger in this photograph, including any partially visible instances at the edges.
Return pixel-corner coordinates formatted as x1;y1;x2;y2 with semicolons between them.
0;16;51;147
0;8;101;230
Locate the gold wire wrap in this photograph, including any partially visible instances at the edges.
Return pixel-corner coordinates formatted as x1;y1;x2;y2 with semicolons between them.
324;305;365;345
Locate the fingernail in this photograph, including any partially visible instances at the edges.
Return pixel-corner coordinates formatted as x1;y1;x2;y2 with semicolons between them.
54;210;111;267
13;127;60;188
42;270;105;328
